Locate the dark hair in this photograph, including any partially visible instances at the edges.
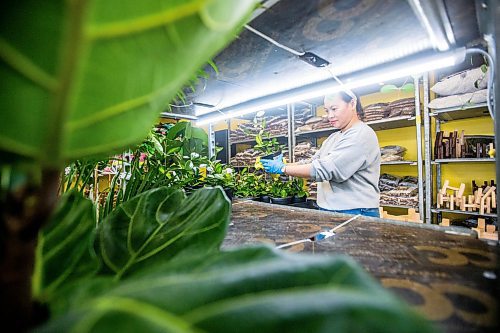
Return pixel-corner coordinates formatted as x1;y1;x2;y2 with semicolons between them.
337;90;364;119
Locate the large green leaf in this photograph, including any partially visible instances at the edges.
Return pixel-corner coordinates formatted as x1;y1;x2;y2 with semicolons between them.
0;0;257;166
32;191;99;301
39;246;437;333
98;186;230;278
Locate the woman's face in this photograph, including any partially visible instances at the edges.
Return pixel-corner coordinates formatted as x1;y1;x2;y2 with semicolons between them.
324;95;356;130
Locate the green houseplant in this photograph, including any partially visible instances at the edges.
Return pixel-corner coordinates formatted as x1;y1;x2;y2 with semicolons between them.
1;1;437;332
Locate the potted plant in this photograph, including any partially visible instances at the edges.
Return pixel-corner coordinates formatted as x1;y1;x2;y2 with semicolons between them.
269;178;294;205
233;169;262;200
291;178;310;203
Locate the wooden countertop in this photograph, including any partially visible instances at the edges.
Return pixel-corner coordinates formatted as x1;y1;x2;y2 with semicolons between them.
224;200;499;333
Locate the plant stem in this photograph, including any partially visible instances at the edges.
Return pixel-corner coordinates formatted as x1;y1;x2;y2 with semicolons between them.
0;169;60;331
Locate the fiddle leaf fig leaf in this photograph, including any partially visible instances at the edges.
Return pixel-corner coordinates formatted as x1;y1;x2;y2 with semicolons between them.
0;0;258;167
33;191;99;302
98;186;230;278
39;247;437;333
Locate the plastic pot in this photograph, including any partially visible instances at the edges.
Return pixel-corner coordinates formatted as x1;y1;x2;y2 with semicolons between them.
292;195;307;203
270;196;293;205
223;187;234;201
260;195;271;203
261;151;282;160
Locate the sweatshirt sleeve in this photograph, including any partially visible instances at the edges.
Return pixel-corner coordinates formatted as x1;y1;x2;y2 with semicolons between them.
311;131;367;182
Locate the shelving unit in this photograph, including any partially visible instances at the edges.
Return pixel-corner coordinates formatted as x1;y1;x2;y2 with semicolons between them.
219;77;426;218
423;73;497;224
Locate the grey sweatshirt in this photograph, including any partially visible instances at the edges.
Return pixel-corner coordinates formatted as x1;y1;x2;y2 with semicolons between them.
310;121;380;210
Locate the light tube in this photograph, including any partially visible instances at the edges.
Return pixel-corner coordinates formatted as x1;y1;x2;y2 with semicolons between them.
196;49;464;126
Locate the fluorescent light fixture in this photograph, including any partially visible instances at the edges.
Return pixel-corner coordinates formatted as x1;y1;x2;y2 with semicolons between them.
196;48;464;126
407;0;455;51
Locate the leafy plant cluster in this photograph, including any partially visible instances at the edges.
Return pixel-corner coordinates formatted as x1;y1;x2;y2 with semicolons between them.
233;170;309;199
62;121;237;220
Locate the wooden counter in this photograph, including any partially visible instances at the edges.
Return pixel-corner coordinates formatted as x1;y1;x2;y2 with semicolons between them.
224;200;499;333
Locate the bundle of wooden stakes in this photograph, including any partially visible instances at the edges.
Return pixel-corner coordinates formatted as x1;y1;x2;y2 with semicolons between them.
437;180;496;215
434;130;493;159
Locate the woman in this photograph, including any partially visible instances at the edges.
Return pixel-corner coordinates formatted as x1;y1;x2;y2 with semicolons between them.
261;90;381;217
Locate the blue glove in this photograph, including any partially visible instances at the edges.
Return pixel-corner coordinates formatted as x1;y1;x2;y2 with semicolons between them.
260;154;285;174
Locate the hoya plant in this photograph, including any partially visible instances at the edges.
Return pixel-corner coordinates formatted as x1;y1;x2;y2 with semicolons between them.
1;1;436;332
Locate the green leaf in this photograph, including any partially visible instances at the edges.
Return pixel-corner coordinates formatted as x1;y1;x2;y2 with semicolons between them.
380;84;398;93
39;247;437;333
400;83;415;93
166;122;188;140
481;64;488;73
33;190;99;301
0;0;258;166
98;186;230;278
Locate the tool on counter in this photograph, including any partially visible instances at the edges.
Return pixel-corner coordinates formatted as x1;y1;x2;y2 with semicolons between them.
276;214;361;249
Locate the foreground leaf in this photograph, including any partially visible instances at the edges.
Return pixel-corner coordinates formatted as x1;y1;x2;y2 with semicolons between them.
98;186;230;278
32;191;99;301
0;0;257;166
39;246;437;333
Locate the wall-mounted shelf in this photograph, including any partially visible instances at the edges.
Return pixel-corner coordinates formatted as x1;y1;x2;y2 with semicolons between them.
429;103;490;121
431;208;497;218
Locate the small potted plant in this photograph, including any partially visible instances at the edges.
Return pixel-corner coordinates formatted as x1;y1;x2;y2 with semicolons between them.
234;169;262;200
269;178;294;205
291;178;309;203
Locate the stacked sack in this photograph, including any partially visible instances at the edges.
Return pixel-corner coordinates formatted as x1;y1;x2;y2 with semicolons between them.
265;115;288;136
379;174;419;208
380;145;406;162
231;148;261;166
428;66;489;109
362;103;390;122
230;148;289;167
296;116;323;132
308;181;317;200
294;142;319;161
388;98;415;117
294;107;314;129
230;122;261;142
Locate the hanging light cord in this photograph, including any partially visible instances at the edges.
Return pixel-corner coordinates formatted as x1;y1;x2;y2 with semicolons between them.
465;48;495;120
244;25;354;97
